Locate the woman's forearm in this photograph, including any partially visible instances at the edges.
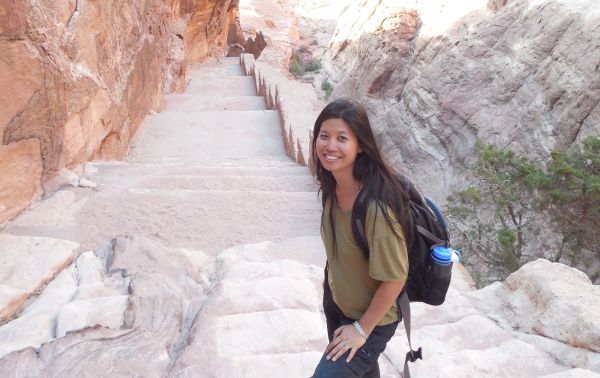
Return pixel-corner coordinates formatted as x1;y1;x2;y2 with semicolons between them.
358;280;405;335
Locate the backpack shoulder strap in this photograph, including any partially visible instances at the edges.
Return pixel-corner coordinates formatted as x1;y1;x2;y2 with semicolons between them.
401;174;425;205
351;187;371;259
398;290;422;378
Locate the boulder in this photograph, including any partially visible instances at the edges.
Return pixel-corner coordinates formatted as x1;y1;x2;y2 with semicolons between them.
467;259;600;353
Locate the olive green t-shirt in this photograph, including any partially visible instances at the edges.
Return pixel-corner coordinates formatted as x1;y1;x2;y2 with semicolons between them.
321;198;409;325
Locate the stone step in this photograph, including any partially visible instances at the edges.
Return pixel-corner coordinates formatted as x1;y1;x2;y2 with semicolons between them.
164;94;266;112
129;111;285;162
87;173;317;193
217;57;242;65
4;189;322;255
187;62;244;77
92;161;308;177
122;156;305;167
185;76;257;96
122;153;299;167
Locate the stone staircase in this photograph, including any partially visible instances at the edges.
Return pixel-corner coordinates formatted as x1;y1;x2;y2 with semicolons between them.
0;57;330;376
2;58;322;255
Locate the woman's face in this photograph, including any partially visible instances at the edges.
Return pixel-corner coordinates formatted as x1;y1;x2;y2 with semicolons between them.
316;118;362;177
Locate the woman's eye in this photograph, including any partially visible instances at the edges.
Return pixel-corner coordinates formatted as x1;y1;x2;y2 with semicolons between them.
319;134;328;140
339;136;347;141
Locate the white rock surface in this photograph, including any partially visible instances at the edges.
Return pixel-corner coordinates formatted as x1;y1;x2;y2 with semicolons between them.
0;235;78;322
467;259;600;353
170;238;329;377
541;369;600;378
77;178;97;189
0;250;129;358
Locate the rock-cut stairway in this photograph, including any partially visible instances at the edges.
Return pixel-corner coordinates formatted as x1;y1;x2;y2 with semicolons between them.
0;57;330;376
3;57;322;255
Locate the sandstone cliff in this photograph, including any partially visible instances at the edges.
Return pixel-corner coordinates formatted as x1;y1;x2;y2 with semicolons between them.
323;0;600;201
0;0;241;224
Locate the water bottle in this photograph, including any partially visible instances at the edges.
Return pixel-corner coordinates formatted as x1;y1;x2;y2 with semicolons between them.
430;246;453;279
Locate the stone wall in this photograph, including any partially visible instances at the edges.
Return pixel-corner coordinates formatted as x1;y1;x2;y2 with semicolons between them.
241;54;321;169
0;0;240;224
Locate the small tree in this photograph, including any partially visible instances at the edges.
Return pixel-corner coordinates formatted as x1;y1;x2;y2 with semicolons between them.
447;143;545;284
447;137;600;285
540;137;600;280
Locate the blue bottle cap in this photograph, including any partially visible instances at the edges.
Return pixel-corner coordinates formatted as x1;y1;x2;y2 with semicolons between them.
432;246;452;263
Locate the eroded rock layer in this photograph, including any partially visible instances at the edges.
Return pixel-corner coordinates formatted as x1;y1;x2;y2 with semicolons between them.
324;0;600;200
0;0;241;224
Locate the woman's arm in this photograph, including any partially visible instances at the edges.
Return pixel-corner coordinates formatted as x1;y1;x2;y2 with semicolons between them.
359;279;404;334
325;279;405;362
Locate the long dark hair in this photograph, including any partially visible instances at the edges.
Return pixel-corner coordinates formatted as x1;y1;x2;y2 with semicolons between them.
312;98;412;252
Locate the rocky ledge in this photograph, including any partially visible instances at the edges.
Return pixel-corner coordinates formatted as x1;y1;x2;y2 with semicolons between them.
0;235;598;377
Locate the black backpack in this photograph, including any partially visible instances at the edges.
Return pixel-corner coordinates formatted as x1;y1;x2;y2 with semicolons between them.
350;176;453;306
324;176;452;378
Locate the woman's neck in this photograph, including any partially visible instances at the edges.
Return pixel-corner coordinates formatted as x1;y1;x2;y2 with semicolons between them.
333;171;360;192
333;173;361;211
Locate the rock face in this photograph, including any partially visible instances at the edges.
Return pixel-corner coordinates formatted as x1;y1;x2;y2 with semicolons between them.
186;0;241;62
0;139;42;222
323;0;600;201
238;0;301;72
0;0;241;224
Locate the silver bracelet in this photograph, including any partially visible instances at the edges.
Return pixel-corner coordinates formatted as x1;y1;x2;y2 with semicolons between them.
353;321;368;339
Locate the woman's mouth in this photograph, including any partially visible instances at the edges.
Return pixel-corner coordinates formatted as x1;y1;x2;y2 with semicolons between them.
324;154;341;161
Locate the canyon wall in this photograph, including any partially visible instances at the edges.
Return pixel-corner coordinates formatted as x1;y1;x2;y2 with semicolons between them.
0;0;240;224
323;0;600;202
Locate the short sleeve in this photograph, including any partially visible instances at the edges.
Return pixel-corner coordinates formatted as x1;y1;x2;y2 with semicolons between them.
365;203;409;282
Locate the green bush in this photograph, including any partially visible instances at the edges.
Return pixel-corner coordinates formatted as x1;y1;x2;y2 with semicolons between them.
321;80;333;100
289;59;305;77
288;48;321;78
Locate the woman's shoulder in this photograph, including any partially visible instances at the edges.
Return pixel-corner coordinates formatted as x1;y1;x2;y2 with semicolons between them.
365;199;395;219
365;199;404;237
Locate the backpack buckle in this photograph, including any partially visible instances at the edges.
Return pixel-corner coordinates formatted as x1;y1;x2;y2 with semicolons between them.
406;347;423;362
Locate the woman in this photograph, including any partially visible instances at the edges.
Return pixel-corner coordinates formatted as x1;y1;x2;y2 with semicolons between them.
311;99;411;377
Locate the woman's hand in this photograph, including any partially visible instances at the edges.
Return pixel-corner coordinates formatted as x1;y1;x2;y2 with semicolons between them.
325;324;366;363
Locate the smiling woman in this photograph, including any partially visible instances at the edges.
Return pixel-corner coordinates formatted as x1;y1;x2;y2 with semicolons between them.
310;99;411;377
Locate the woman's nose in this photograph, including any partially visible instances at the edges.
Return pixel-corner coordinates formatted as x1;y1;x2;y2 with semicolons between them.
324;141;337;151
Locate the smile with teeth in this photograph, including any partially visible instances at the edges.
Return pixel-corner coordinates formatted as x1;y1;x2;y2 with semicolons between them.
325;154;341;161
